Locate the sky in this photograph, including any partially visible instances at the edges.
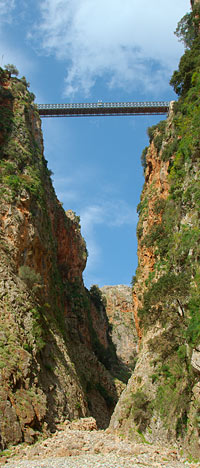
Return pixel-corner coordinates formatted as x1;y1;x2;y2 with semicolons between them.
0;0;191;288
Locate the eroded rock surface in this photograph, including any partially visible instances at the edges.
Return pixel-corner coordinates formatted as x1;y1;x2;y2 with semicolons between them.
101;285;138;370
110;6;200;452
0;68;125;447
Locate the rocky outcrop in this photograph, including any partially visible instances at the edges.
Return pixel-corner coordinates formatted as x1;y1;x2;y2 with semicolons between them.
101;285;138;370
110;5;200;454
0;68;124;448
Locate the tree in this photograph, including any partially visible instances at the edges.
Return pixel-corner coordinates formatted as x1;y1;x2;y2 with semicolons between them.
4;64;19;76
174;5;200;49
90;285;107;309
175;12;196;49
170;38;200;95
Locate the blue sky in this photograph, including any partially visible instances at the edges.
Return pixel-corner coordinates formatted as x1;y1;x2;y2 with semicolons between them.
0;0;190;288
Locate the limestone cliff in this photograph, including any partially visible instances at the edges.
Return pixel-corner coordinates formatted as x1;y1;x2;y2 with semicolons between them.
0;68;124;448
110;3;200;455
101;285;138;371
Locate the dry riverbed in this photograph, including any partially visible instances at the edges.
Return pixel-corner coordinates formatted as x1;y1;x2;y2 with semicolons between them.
0;418;199;468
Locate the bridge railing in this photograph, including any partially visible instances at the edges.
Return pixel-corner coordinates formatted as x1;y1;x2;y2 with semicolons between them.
37;101;170;117
37;101;170;109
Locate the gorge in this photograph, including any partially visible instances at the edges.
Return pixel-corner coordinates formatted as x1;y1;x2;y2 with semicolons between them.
0;0;200;460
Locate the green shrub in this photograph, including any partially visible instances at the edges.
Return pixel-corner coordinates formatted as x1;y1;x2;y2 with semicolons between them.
161;139;179;161
139;272;190;325
147;124;157;142
31;308;46;351
147;120;166;150
186;293;200;347
136;224;143;239
141;147;148;171
141;224;168;255
3;174;22;193
44;363;53;372
137;196;148;215
131;390;152;432
19;265;42;290
20;76;30;88
90;284;106;309
23;343;32;352
154;134;163;153
4;64;19;76
170;38;200;96
131;275;136;287
153;198;166;214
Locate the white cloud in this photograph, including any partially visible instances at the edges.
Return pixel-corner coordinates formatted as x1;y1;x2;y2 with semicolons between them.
80;200;137;272
80;201;137;234
34;0;190;96
0;0;15;20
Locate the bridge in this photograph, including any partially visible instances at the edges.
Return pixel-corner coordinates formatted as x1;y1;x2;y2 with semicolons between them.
37;101;170;118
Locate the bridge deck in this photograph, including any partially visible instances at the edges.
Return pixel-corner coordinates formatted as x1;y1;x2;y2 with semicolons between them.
37;101;170;117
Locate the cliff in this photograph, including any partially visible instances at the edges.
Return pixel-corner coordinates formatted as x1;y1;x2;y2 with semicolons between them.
1;2;200;455
101;285;138;371
0;69;126;448
110;3;200;455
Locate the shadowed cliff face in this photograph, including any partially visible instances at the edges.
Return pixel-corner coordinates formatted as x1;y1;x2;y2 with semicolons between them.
0;68;126;448
110;9;200;451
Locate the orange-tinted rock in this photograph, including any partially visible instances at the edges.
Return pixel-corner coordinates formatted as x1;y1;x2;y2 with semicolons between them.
133;138;170;341
0;69;125;447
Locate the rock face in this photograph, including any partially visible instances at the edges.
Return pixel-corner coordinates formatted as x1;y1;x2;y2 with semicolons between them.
0;68;125;448
110;6;200;455
101;285;138;370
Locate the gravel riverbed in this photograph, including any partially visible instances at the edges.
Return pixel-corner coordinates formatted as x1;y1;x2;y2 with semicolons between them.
0;418;199;468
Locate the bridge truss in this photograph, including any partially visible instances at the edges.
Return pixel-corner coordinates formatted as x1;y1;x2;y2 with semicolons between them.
37;101;170;118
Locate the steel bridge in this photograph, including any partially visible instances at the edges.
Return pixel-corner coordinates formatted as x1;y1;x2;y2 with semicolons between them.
37;101;170;118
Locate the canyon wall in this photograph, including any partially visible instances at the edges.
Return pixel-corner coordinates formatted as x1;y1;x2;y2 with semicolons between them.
110;3;200;455
101;285;137;371
1;1;200;454
0;68;126;448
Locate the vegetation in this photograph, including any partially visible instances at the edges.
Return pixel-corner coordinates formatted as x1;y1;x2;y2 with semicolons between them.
4;64;19;76
19;266;42;291
174;5;200;49
170;5;200;96
161;139;179;161
131;6;200;440
131;390;152;432
147;121;166;147
140;146;148;172
0;65;132;446
0;67;86;445
89;284;107;309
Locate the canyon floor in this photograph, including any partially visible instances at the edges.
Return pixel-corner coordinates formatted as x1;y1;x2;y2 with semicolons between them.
1;418;200;468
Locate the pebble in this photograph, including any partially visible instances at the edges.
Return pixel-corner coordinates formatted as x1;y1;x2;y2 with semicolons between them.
0;455;193;468
0;418;200;468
